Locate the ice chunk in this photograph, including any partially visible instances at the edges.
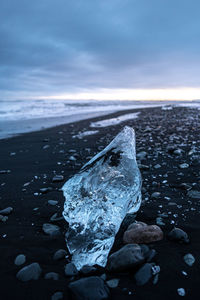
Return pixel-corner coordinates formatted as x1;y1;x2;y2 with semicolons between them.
62;126;142;270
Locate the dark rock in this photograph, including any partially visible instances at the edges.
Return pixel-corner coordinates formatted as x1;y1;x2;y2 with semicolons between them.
68;276;109;300
106;278;119;288
134;263;153;286
40;187;53;194
151;192;161;199
44;272;59;280
0;170;11;174
16;263;42;281
52;175;64;183
107;244;144;272
14;254;26;266
65;262;78;276
51;292;63;300
48;200;58;206
42;223;61;236
0;215;8;222
187;190;200;199
53;249;67;261
80;265;97;275
0;207;13;215
183;253;195;266
167;227;189;243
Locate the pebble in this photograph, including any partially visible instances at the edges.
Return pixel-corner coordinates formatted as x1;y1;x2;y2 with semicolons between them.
134;263;153;286
187;190;200;199
177;288;186;296
50;213;64;222
151;192;161;199
48;200;58;206
65;262;78;276
14;254;26;266
68;276;109;300
51;292;63;300
0;170;11;174
42;223;61;236
53;249;67;261
107;244;144;272
40;187;53;194
167;228;189;244
0;207;13;215
154;164;161;169
183;253;195;266
123;222;163;244
80;265;97;275
44;272;59;280
52;175;64;182
106;278;119;288
179;163;189;169
16;263;42;281
156;217;165;226
0;215;8;222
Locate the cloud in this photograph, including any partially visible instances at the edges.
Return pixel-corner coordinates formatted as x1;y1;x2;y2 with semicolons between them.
1;0;200;99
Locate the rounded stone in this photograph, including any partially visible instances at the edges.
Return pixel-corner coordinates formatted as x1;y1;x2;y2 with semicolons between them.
53;249;67;261
44;272;59;280
167;228;189;244
123;223;163;244
14;254;26;266
16;263;42;281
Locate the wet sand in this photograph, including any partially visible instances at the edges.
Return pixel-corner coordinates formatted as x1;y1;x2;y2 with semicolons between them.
0;106;200;299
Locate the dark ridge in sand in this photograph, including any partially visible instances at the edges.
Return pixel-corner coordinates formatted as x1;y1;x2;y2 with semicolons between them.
0;106;200;299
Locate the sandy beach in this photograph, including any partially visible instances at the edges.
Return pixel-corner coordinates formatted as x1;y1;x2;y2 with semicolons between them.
0;106;200;300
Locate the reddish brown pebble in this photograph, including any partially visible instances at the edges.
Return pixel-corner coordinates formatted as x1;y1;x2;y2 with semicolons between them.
123;222;163;244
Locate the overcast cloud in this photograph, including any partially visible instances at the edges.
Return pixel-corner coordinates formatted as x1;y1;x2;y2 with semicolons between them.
1;0;200;99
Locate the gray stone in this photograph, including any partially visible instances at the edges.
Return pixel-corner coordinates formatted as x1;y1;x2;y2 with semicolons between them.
183;253;195;266
14;254;26;266
48;200;58;206
53;249;67;261
106;278;119;288
0;215;8;222
44;272;59;280
80;265;97;275
107;244;144;272
187;190;200;199
68;276;109;300
65;262;78;276
52;175;64;183
50;213;64;222
51;292;63;300
168;228;189;244
151;192;161;199
156;217;165;226
16;263;42;281
40;187;53;194
0;207;13;215
179;163;189;169
134;263;153;286
177;288;185;296
42;223;61;236
137;151;147;161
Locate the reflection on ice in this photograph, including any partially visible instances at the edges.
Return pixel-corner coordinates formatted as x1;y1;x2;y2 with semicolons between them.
62;126;142;270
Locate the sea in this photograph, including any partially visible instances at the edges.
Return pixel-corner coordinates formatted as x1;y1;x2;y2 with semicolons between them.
0;99;199;139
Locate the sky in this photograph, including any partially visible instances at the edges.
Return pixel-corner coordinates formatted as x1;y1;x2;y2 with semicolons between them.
1;0;200;100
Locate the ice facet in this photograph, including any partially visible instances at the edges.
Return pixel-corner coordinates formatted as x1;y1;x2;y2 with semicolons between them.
62;126;142;270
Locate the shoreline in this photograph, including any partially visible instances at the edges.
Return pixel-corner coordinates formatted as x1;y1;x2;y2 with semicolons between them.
0;105;200;299
1;100;200;140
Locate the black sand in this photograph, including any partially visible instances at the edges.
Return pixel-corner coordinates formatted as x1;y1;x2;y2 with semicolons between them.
0;106;200;300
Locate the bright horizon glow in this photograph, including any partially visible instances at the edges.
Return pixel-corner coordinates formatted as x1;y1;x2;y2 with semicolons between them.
40;87;200;101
